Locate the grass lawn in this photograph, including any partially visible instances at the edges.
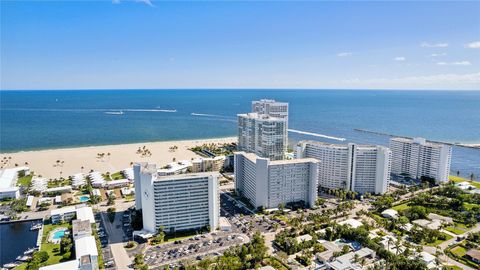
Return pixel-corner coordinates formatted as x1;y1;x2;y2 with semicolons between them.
13;264;27;270
464;202;479;210
444;265;464;270
110;171;124;180
426;233;453;246
451;245;467;257
449;176;480;189
124;194;135;201
40;222;72;266
392;203;410;211
17;174;33;187
445;226;467;235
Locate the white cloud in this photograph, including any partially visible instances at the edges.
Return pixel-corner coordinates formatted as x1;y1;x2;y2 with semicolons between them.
337;52;352;57
437;61;471;66
112;0;154;6
421;42;449;48
394;56;406;61
430;53;446;57
136;0;154;6
465;41;480;49
336;72;480;90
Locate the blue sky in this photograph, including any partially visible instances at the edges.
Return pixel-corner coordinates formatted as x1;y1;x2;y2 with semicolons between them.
1;0;479;90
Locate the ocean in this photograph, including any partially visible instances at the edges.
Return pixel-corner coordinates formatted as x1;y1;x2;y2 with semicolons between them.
0;90;479;177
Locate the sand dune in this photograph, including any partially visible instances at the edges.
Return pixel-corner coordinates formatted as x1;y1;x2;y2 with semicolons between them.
0;137;236;179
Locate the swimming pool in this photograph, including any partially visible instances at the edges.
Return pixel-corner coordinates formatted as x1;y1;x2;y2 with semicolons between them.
52;229;67;240
78;195;90;202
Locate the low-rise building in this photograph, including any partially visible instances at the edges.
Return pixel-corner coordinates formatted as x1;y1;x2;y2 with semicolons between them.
381;209;399;219
466;249;480;264
0;167;29;199
88;172;106;188
219;217;232;231
72;173;86;188
31;177;48;193
326;247;376;270
104;179;130;189
51;206;94;224
51;206;77;224
338;219;363;229
44;185;73;194
72;219;92;240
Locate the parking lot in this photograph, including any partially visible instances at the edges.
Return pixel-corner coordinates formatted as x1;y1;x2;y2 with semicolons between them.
145;231;248;269
94;212;116;269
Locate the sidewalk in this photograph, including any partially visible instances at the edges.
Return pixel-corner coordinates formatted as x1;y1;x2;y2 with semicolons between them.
110;243;133;269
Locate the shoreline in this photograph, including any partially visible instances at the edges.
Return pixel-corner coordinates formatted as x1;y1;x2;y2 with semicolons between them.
0;137;237;179
0;135;237;154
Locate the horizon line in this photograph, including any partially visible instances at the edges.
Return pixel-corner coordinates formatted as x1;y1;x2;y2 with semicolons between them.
1;88;480;92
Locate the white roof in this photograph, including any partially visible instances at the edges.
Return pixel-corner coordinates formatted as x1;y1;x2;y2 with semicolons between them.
219;217;231;227
122;168;134;179
76;207;95;223
419;251;436;263
296;234;313;242
45;186;72;193
157;160;192;174
0;167;28;190
51;206;76;216
92;189;101;196
75;235;98;258
338;219;363;228
39;259;79;270
105;179;130;185
26;195;34;206
381;209;399;218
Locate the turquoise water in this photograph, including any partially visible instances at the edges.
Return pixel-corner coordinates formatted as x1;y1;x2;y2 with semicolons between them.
0;90;479;176
52;229;67;240
78;195;90;202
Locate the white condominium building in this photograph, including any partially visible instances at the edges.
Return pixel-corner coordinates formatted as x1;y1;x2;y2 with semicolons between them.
296;141;391;194
134;163;219;233
389;137;452;183
252;99;289;120
234;152;318;209
237;112;287;160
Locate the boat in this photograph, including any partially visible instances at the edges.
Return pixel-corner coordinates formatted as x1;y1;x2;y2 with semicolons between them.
23;247;36;255
17;256;31;262
30;223;42;230
3;263;18;269
105;111;124;115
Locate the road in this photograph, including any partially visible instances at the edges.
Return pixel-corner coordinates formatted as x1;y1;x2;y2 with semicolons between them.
422;222;480;270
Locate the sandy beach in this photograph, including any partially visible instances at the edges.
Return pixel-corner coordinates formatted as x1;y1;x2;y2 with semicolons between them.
0;137;236;179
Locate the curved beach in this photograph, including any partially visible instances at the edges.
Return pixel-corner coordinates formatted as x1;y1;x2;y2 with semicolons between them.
0;137;236;179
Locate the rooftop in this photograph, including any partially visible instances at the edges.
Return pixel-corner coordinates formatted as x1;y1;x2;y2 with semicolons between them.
76;206;95;223
338;219;363;229
0;167;28;190
236;151;318;165
75;235;98;258
466;249;480;260
72;219;92;236
155;171;219;182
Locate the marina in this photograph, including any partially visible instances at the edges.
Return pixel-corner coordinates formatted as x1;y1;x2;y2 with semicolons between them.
0;219;42;267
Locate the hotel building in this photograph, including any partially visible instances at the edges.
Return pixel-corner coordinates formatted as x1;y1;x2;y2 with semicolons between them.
134;163;219;233
237;113;287;161
296;141;391;194
234;151;318;209
191;156;226;173
389;137;452;183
